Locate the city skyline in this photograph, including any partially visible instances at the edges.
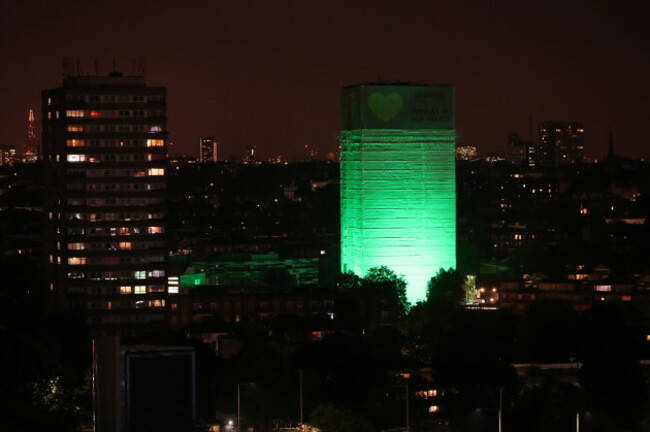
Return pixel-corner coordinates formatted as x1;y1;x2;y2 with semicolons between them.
1;0;648;160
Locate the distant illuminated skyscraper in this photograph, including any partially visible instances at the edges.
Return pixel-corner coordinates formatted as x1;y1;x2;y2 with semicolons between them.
538;121;584;167
339;84;457;302
23;109;38;162
200;136;217;162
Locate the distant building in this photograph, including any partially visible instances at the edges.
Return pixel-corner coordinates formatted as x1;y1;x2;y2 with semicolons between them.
200;136;217;162
0;145;17;166
456;145;477;161
506;133;526;164
340;83;457;302
22;109;39;162
538;121;584;167
243;145;256;164
42;72;169;333
526;141;538;168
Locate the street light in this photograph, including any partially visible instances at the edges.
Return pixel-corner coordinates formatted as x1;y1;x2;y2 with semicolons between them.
475;388;502;432
238;382;254;432
393;385;409;432
576;411;588;432
299;369;304;427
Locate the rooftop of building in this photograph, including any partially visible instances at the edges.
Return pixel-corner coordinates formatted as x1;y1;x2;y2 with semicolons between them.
342;81;453;89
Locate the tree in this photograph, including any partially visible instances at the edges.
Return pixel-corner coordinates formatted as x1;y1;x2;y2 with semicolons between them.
310;403;372;432
336;271;361;292
363;266;410;313
426;268;465;306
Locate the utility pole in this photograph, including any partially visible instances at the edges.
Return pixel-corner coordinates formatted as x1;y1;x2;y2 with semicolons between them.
299;369;304;427
498;387;502;432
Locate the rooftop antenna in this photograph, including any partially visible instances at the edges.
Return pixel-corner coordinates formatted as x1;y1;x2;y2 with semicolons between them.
62;57;74;78
608;130;614;159
138;56;147;76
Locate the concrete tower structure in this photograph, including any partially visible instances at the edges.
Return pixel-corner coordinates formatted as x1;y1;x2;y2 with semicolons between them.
339;84;457;302
42;72;168;333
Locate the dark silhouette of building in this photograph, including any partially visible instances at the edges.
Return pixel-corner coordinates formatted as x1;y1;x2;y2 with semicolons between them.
538;121;584;167
93;336;195;432
42;72;169;333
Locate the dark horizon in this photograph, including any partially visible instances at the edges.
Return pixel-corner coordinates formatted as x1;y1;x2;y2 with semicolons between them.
1;0;648;161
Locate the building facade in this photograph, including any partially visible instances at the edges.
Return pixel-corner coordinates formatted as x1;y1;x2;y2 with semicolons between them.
538;121;584;167
200;136;217;162
42;72;168;333
339;84;457;302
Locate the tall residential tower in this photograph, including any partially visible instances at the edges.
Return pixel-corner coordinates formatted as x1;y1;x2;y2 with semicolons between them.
200;136;217;162
538;121;584;167
42;72;168;333
340;84;457;302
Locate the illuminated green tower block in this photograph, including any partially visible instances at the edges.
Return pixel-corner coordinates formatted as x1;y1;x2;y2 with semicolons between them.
340;84;456;303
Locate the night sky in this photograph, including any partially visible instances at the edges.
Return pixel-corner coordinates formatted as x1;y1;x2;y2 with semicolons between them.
1;0;648;160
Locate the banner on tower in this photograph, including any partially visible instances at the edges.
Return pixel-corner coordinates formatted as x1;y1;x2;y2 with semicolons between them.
341;84;455;131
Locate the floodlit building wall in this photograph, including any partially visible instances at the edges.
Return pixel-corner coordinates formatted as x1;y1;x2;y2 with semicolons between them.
340;129;456;301
340;84;457;302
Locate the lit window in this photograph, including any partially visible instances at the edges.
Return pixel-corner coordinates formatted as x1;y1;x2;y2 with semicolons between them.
89;111;101;118
66;110;85;118
67;125;84;132
622;296;632;301
135;271;146;280
594;285;612;292
120;286;132;294
119;242;132;250
428;406;439;413
67;154;86;162
147;168;165;176
66;139;85;147
134;285;146;294
148;226;164;234
68;257;86;265
168;276;179;294
67;242;85;250
146;139;164;147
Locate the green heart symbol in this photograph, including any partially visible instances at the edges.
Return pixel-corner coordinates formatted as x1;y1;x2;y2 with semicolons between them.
368;92;403;122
